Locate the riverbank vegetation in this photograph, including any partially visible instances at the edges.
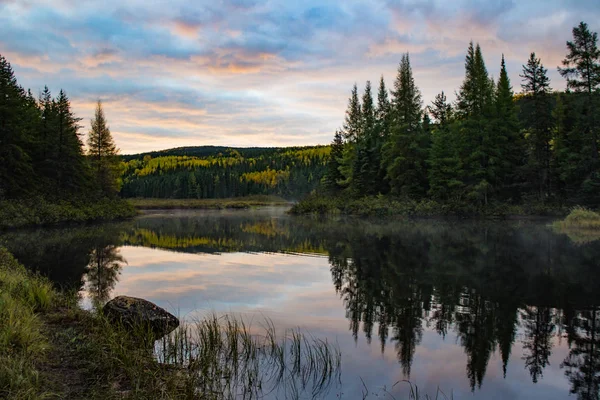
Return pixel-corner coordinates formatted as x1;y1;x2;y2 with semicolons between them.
0;55;134;229
297;22;600;216
130;195;290;210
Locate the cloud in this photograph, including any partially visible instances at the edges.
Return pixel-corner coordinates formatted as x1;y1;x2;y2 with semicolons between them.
0;0;598;153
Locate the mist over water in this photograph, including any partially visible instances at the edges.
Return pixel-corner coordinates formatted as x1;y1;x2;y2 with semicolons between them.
2;208;600;399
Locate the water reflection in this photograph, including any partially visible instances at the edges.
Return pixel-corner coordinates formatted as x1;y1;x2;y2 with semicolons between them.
85;245;126;307
2;209;600;399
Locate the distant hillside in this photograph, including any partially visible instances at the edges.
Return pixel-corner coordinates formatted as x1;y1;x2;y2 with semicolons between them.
122;146;282;161
120;145;330;199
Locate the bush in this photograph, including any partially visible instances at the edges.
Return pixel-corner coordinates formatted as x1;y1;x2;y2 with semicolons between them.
554;206;600;229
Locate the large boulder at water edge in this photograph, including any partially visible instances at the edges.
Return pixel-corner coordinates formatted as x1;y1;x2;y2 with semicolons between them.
103;296;179;339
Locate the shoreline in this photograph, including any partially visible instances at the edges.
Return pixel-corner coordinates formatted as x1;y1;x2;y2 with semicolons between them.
128;195;292;210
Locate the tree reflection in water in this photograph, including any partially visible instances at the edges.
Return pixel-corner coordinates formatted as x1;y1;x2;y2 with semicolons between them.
3;213;600;398
85;244;127;307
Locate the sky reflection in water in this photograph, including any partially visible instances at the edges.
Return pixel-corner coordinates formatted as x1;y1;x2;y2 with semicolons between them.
3;208;599;399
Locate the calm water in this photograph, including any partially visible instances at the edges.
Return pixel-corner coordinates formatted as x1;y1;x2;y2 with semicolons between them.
2;207;600;399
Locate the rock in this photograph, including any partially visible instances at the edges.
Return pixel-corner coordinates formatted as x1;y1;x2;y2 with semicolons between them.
103;296;179;339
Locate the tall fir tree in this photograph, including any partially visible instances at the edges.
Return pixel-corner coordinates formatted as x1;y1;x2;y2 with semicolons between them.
520;52;554;201
323;130;345;193
55;89;89;194
455;43;496;204
558;21;600;204
0;54;36;198
351;80;379;195
88;100;121;197
494;55;524;200
339;84;362;189
375;76;391;193
428;92;464;200
384;53;428;197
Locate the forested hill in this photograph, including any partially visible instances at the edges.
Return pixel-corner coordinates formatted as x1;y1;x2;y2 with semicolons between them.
122;146;282;161
120;146;330;199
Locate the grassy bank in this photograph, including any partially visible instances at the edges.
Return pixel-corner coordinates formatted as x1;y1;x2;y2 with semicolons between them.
0;246;343;399
0;247;54;399
290;194;567;218
552;207;600;244
129;195;291;210
0;197;137;230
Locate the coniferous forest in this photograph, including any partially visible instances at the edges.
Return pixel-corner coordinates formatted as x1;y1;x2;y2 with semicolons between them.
0;55;134;228
299;21;600;214
120;146;329;199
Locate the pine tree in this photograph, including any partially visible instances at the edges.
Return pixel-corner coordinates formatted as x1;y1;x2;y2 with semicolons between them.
558;21;600;203
494;55;524;200
351;81;378;195
374;76;391;193
323;130;345;193
88;100;121;197
429;91;452;125
339;84;362;189
520;53;554;201
0;54;35;198
455;43;495;204
342;84;362;143
56;90;90;193
384;53;428;197
428;93;464;200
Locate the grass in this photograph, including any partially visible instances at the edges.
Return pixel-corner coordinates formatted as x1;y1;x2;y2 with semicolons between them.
0;197;137;229
553;206;600;229
552;207;600;244
129;195;291;210
0;245;342;399
0;247;54;399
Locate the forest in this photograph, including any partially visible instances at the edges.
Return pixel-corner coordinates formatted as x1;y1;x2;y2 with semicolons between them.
120;146;329;199
307;21;600;212
0;54;134;227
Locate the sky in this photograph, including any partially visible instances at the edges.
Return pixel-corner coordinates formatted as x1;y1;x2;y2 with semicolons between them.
1;0;599;154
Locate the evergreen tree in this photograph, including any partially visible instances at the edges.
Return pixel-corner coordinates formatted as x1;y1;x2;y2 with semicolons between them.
520;53;554;200
494;55;524;200
342;83;362;143
339;84;362;189
55;89;89;193
88;100;121;197
428;93;464;200
559;21;600;203
375;76;391;193
429;91;452;125
455;43;496;204
323;131;345;193
352;81;378;195
384;53;428;197
0;54;35;198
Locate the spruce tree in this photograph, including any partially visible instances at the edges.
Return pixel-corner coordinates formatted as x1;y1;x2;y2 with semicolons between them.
323;130;345;193
88;100;121;197
428;93;464;200
375;76;391;193
342;84;362;143
339;84;363;189
455;43;495;204
352;81;378;195
494;55;524;200
55;89;89;193
558;21;600;203
520;53;554;201
384;53;428;197
0;54;35;198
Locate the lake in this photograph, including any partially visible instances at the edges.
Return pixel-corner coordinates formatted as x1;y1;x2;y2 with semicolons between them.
2;207;599;399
